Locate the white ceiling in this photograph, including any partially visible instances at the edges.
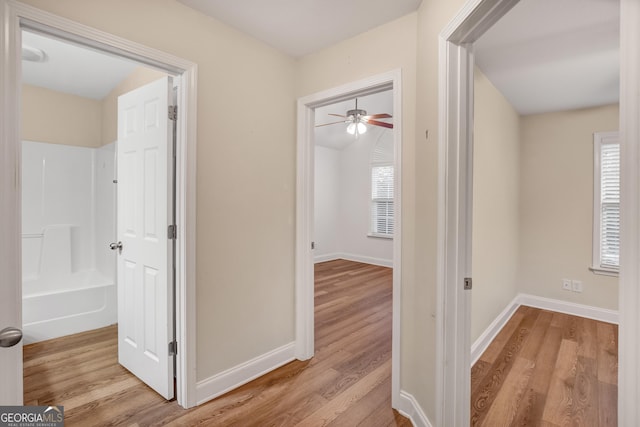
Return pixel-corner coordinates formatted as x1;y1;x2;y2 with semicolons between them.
315;90;393;150
21;0;620;116
22;30;137;100
177;0;423;57
474;0;620;115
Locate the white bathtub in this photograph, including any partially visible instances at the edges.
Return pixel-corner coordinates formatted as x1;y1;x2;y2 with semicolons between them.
22;270;117;344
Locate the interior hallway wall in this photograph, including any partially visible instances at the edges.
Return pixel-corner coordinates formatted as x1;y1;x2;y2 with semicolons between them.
21;0;298;383
413;0;467;416
471;67;521;343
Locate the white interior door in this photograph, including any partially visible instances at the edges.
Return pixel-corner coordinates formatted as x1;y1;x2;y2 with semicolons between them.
0;246;22;405
0;125;22;404
117;76;175;400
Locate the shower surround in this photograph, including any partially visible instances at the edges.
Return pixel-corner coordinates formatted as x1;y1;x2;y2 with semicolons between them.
22;140;117;344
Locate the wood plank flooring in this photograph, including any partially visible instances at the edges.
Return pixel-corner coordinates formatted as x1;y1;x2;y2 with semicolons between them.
24;259;409;426
471;305;618;427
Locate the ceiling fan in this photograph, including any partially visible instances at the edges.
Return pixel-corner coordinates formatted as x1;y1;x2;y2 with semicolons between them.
316;98;393;136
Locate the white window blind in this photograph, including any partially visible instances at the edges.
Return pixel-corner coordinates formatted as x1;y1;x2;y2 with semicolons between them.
593;131;620;274
371;165;394;236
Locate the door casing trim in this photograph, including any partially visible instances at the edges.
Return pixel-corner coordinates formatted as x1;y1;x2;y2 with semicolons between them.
295;69;402;407
0;0;198;408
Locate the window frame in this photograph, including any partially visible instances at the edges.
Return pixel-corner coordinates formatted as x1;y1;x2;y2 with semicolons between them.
369;163;394;239
591;131;620;276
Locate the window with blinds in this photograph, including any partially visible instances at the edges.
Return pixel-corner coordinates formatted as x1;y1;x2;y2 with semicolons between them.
592;131;620;274
370;133;394;237
371;165;394;236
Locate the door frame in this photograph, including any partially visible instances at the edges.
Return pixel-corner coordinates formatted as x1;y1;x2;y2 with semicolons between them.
437;0;640;425
0;0;198;408
295;69;402;407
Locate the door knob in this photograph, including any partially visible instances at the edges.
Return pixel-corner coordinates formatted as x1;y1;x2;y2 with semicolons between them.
0;327;22;348
109;241;123;254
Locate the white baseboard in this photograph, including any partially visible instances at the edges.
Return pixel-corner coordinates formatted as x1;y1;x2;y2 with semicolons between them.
471;293;620;367
396;391;433;427
195;342;296;406
470;295;520;366
517;293;619;324
314;252;393;268
314;252;341;264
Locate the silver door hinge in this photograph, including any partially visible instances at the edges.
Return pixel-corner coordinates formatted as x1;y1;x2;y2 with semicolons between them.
311;241;315;250
464;277;472;290
168;105;177;121
168;341;177;356
168;224;177;240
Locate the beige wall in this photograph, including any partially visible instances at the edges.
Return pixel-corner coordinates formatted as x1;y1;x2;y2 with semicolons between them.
413;0;467;416
519;104;619;309
22;84;102;147
17;0;539;421
24;66;166;149
101;66;167;145
17;0;618;422
471;68;521;343
22;0;297;382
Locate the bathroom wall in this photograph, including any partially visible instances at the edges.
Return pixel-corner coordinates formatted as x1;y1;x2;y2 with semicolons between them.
22;84;102;148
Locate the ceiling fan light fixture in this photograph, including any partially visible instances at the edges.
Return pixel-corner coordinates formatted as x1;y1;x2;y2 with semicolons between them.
357;122;367;134
346;122;357;135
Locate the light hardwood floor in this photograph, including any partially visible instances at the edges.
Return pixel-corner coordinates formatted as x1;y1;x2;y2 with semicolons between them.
23;259;410;426
471;305;618;426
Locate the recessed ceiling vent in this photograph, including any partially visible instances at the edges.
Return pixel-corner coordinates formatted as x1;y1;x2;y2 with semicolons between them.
22;45;48;63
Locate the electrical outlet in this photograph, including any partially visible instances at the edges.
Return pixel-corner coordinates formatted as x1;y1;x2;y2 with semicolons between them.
572;280;583;293
562;279;572;291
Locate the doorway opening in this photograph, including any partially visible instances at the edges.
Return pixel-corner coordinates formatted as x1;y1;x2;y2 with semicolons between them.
437;0;638;425
0;1;197;408
296;69;402;407
22;26;177;400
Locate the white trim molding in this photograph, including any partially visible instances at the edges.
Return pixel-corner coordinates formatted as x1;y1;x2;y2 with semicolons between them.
436;1;524;425
0;0;23;405
396;391;434;427
296;69;403;408
517;294;619;325
0;0;198;408
618;0;640;424
313;253;393;268
195;343;296;406
471;293;620;367
470;295;520;365
592;131;621;275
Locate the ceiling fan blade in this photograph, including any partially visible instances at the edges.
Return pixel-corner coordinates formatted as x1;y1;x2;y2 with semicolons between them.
315;120;347;127
364;113;392;119
367;119;394;129
328;113;347;118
